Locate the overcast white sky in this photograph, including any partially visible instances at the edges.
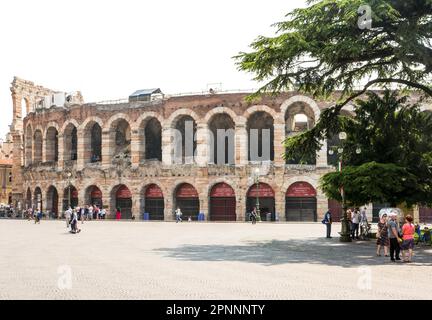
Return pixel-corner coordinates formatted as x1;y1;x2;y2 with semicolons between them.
0;0;306;138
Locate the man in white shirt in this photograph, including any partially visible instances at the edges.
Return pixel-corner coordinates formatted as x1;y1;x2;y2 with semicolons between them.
351;209;360;239
175;207;182;223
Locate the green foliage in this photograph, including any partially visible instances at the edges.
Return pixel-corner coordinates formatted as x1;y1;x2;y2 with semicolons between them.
235;0;432;157
320;162;418;206
319;90;432;207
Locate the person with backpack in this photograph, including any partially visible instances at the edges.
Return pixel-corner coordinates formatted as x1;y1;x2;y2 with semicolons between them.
322;210;332;238
401;215;415;263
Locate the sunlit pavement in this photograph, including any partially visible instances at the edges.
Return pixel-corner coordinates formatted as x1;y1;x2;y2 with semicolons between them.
1;219;431;300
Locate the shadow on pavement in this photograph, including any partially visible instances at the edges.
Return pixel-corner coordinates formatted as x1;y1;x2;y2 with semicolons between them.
154;238;432;267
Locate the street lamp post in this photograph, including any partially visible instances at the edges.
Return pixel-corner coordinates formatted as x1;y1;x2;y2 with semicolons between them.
328;132;361;242
254;168;260;221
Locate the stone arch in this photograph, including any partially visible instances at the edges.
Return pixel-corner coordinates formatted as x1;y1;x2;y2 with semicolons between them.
46;185;59;217
141;183;165;220
245;181;277;221
136;114;163;162
284;180;318;222
243;105;278;122
45;126;59;163
81;118;103;163
172;182;200;220
246;110;275;161
170;114;197;164
282;176;319;193
63;122;78;161
133;112;165;131
79;116;104;133
208;180;237;221
283;98;318;165
103;115;132;163
204;107;239;123
33;128;43;163
104;113;133;131
44;122;60;138
165;109;200;128
60;119;80;135
109;184;133;219
280;95;321;122
33;186;43;211
208;112;236;165
26;187;32;209
84;184;103;208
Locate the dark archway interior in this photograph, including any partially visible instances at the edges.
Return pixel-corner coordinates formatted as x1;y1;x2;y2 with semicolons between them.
145;118;162;161
113;119;131;158
33;130;43;163
64;124;78;161
90;123;102;162
247;112;274;161
46;127;58;162
174;116;197;163
209;114;235;165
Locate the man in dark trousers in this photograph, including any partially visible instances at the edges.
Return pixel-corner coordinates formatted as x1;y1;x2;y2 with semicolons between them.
323;210;332;238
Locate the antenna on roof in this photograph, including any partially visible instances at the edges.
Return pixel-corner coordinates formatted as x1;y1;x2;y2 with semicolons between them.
207;83;222;94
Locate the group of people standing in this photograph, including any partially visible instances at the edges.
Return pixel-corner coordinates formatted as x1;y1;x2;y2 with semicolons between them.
376;213;416;262
64;204;108;234
348;207;369;240
26;207;43;224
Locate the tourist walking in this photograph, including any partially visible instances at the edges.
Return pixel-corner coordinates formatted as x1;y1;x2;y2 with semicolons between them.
116;207;122;220
376;213;389;256
323;209;332;238
65;206;72;228
250;207;257;225
175;207;182;223
27;207;33;220
80;206;85;224
70;209;81;234
401;215;415;263
388;212;402;262
88;205;93;221
351;208;360;239
100;208;106;219
35;209;42;224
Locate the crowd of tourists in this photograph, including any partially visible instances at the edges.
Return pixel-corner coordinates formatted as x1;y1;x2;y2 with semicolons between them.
376;213;416;263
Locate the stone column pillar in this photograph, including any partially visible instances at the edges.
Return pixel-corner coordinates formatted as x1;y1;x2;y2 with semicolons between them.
132;194;140;220
196;123;209;166
101;130;111;167
273;123;285;166
316;188;328;221
164;190;174;221
316;139;328;168
77;131;85;170
235;124;248;165
162;126;173;165
275;191;286;222
42;138;47;163
58;134;64;170
199;191;209;221
130;129;140;167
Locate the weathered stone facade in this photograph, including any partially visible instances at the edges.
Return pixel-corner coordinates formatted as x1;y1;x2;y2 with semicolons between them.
10;77;432;222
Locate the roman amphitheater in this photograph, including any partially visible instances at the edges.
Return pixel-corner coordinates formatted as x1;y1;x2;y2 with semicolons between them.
8;77;432;222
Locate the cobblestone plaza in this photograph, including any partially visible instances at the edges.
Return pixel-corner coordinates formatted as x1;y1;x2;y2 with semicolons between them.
1;220;431;300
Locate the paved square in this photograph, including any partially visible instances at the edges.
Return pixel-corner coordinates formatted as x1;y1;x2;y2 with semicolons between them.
0;219;431;299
